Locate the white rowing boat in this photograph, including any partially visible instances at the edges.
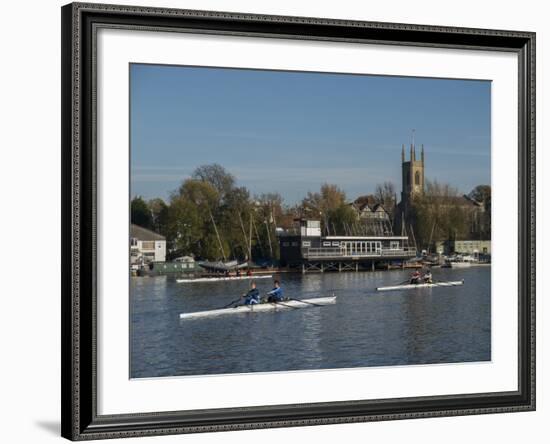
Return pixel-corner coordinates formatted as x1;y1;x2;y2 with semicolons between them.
376;280;464;291
180;296;336;319
176;274;273;284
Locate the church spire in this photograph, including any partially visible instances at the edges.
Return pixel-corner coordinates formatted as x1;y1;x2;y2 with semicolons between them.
411;128;416;161
421;144;424;164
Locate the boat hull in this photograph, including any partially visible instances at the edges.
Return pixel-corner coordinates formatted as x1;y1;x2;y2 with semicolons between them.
180;296;336;319
442;262;471;268
376;280;464;291
177;274;273;283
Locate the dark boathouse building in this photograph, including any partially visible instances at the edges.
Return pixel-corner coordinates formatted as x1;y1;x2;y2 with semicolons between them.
279;219;416;273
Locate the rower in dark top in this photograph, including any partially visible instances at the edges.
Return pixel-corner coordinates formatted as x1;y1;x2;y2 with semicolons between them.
410;270;421;285
242;282;260;305
266;280;284;302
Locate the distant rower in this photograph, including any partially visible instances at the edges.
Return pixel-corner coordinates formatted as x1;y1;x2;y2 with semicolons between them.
423;270;433;284
410;270;421;285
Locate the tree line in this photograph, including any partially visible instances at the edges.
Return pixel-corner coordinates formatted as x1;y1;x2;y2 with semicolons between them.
131;163;491;261
132;164;293;262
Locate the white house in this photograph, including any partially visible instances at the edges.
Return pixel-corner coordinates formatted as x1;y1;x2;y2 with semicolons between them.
130;224;166;264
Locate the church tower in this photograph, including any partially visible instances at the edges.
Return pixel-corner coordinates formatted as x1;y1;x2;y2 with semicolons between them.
401;143;425;205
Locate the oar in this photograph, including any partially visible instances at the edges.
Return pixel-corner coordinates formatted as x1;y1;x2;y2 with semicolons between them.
390;279;410;287
219;295;245;309
262;292;300;310
287;297;325;307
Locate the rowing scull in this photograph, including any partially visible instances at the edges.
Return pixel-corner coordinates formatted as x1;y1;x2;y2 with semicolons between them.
180;296;336;319
376;280;464;291
177;274;273;284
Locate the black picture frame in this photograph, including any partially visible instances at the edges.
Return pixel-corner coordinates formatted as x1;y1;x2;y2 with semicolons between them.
61;2;536;440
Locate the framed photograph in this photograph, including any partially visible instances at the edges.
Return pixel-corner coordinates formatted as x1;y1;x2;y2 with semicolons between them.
61;2;535;440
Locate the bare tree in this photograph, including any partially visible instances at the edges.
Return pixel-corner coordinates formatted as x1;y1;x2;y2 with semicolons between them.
375;181;396;207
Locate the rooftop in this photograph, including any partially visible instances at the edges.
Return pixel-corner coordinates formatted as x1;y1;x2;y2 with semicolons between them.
130;224;165;241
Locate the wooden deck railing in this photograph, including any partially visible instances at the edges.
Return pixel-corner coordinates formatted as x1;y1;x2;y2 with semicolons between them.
303;247;416;259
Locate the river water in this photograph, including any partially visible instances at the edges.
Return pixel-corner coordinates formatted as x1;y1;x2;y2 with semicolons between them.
130;266;491;378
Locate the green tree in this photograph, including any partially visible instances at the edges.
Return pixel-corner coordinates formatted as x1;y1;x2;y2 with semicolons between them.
219;186;254;261
411;180;469;250
302;183;346;214
131;196;152;229
300;183;358;236
251;193;287;262
328;204;358;235
167;179;228;260
166;195;202;257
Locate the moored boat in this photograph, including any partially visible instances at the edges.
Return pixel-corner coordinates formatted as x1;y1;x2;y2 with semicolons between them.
441;261;471;268
441;254;476;268
180;296;336;319
176;274;273;283
376;280;464;291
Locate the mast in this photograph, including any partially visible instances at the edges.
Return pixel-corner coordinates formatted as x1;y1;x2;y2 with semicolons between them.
427;221;436;254
249;215;253;262
409;224;418;254
265;219;273;259
209;209;226;262
238;212;249;260
252;216;265;257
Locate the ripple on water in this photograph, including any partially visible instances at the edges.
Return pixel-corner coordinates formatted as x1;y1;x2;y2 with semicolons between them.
130;267;491;378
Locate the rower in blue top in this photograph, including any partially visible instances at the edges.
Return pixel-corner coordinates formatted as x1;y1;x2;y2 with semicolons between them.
242;282;260;305
266;280;284;302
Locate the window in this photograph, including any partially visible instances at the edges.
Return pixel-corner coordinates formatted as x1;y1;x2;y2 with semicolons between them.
332;242;340;246
302;241;311;247
282;242;289;247
291;242;299;247
390;241;400;250
130;237;138;247
141;241;155;250
415;170;420;185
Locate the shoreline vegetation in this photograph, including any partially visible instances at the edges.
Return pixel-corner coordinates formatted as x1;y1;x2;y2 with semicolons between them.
131;163;491;264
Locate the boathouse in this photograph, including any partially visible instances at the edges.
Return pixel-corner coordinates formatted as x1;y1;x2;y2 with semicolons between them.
278;219;416;273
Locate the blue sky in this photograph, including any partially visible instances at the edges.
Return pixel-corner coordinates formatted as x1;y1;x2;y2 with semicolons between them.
130;64;491;205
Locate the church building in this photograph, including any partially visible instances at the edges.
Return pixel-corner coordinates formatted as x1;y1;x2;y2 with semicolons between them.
396;142;488;250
